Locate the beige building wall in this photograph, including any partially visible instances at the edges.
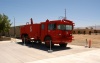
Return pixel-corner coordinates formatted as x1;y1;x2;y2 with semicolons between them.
4;26;21;37
73;28;94;34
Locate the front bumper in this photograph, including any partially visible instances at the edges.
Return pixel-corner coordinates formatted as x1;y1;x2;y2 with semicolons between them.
52;36;72;44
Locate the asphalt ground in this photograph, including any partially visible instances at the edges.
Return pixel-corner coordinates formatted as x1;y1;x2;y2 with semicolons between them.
0;40;99;63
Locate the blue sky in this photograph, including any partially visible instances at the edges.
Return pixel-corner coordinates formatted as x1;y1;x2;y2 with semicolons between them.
0;0;100;27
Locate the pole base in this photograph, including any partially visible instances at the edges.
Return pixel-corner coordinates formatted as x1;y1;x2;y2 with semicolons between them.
85;45;88;48
48;50;53;53
23;43;26;46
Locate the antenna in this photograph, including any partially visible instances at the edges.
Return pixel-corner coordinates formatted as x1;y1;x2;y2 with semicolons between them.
65;9;67;19
58;9;67;20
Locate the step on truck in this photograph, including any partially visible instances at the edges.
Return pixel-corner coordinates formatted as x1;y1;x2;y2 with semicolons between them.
20;18;74;47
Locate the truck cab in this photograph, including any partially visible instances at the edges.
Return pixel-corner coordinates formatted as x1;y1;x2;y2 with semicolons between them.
40;19;74;47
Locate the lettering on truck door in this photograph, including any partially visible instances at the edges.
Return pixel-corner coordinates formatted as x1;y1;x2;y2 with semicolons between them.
29;26;33;38
30;26;32;32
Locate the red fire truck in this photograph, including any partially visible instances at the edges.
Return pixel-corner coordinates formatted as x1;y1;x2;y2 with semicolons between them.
20;18;74;47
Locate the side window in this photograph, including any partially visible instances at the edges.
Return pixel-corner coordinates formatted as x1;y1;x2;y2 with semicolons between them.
48;24;52;30
48;24;56;30
41;24;44;30
54;24;56;30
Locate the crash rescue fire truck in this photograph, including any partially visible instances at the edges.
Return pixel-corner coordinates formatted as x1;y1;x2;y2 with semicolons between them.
20;18;74;47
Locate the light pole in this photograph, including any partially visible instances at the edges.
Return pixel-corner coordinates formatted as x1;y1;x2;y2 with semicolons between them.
95;24;97;35
14;17;16;37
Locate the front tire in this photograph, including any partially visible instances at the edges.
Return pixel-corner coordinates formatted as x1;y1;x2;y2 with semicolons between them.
44;37;54;48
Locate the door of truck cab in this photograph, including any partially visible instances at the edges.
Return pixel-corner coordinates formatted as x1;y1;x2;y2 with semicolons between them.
40;23;45;41
47;23;57;40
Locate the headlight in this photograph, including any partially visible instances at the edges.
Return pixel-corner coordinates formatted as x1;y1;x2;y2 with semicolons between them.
66;32;68;34
59;34;61;35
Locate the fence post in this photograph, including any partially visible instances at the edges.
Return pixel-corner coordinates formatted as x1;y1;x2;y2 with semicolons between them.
85;39;88;48
89;39;91;48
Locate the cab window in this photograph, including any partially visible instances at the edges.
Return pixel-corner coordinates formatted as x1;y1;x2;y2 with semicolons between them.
48;24;56;30
41;24;45;30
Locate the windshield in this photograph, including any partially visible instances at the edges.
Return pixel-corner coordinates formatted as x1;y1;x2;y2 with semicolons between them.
58;25;72;30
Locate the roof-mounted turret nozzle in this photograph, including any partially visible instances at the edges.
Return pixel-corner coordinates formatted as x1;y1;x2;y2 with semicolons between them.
30;18;33;24
46;19;49;22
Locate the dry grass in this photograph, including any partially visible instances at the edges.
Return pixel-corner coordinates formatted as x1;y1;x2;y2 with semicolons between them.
70;34;100;48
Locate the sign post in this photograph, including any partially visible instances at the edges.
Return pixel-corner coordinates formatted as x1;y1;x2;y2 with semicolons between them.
24;37;26;46
48;40;53;53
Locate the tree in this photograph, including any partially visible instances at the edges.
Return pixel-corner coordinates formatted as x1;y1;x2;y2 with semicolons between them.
78;30;80;34
86;27;88;29
89;31;91;35
84;31;86;35
90;27;93;30
0;13;11;36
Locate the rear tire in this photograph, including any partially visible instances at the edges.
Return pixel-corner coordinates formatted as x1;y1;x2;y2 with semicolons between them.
21;35;30;44
59;43;67;47
22;35;25;43
38;39;42;44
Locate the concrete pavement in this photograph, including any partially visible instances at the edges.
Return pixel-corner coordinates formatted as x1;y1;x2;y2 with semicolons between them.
0;39;99;63
27;49;100;63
